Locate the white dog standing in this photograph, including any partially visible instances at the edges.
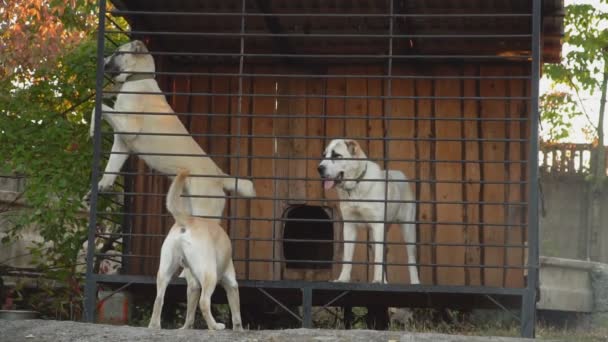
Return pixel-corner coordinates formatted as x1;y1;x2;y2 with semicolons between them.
318;139;420;284
89;40;255;329
148;169;242;331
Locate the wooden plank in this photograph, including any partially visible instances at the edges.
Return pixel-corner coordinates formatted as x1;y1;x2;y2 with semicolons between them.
189;69;210;151
229;70;252;280
275;71;291;280
434;65;465;286
306;77;326;204
209;68;232;173
344;66;369;282
366;65;386;282
209;67;233;231
386;65;415;285
325;65;346;280
505;65;526;288
287;77;308;203
414;70;434;285
480;66;507;287
463;64;482;286
249;67;277;281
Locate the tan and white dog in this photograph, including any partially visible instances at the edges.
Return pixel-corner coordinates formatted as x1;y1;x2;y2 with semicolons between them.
148;169;242;330
89;40;255;329
317;139;420;284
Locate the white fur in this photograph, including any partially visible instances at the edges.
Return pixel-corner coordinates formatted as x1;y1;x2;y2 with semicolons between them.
148;170;242;331
318;139;420;284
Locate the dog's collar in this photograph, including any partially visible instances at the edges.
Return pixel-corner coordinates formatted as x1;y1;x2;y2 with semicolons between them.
354;163;368;184
125;73;155;82
343;163;368;193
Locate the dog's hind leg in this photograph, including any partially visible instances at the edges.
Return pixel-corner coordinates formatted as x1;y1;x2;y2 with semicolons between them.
179;269;201;330
371;223;388;284
220;261;243;331
148;235;180;329
400;203;420;284
198;271;224;330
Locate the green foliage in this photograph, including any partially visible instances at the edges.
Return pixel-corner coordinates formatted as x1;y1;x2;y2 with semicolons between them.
541;2;608;142
540;91;583;142
0;1;129;317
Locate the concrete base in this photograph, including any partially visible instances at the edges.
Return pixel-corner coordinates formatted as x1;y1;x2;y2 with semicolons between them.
538;256;594;312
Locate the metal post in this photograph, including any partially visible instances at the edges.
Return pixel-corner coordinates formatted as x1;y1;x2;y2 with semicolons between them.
381;0;395;284
521;0;541;338
83;0;108;323
301;287;313;328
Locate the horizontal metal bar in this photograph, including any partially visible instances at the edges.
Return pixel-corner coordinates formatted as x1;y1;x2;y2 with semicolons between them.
111;10;532;19
93;253;526;269
93;274;528;296
95;70;532;80
96;213;528;228
104;110;531;122
98;171;528;185
96;232;528;248
99;191;528;205
106;29;532;39
102;50;531;60
100;151;529;165
104;90;532;101
102;130;529;142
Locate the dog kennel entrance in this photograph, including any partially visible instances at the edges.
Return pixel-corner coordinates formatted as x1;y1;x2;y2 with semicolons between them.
282;205;334;270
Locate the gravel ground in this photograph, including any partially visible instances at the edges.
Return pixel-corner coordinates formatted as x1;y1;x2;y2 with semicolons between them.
0;319;543;342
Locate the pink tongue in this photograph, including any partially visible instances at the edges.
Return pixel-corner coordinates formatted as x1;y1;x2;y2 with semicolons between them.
323;180;335;190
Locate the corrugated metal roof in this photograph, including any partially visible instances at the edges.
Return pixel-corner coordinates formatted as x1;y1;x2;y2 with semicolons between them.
110;0;563;63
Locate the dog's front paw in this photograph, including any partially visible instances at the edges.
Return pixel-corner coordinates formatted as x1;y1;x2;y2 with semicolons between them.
232;323;244;331
179;323;193;330
210;323;225;331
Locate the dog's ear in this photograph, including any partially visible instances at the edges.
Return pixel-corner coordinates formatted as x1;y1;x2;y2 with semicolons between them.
344;140;362;157
131;40;148;53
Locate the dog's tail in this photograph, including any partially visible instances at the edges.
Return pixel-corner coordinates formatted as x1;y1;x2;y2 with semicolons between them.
167;169;190;226
221;176;256;198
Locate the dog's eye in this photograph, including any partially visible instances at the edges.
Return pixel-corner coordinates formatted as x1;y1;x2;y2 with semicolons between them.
331;152;342;159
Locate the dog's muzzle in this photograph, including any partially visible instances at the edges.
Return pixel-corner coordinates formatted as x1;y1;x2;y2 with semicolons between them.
104;56;120;78
318;164;343;190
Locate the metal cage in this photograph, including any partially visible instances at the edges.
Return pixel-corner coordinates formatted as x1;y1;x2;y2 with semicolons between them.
84;0;557;337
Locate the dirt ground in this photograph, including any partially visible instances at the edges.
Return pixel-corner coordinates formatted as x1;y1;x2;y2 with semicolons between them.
0;319;542;342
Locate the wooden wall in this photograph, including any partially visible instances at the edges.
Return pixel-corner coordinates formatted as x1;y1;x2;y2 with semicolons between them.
123;62;529;288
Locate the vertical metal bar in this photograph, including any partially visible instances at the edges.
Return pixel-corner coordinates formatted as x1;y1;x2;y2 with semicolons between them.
521;0;541;338
121;162;133;274
232;0;247;279
381;0;395;283
84;0;108;323
301;287;313;328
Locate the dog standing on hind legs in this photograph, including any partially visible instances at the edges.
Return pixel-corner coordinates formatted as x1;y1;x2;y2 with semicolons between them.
148;169;243;330
318;139;420;284
87;40;254;329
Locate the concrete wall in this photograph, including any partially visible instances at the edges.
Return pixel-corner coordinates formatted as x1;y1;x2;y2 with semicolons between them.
540;175;608;263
